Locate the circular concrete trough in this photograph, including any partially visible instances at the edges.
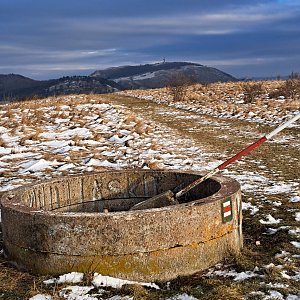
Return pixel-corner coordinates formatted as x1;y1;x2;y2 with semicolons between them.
0;170;242;281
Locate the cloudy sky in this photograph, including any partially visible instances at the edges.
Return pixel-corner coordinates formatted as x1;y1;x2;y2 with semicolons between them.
1;0;300;79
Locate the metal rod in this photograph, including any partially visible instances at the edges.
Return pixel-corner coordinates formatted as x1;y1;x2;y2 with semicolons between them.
175;112;300;199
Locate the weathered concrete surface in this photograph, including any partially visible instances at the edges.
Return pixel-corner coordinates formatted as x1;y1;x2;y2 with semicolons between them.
0;170;242;281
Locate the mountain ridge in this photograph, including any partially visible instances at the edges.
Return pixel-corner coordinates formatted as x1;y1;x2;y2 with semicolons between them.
91;61;237;89
0;74;121;101
0;62;237;101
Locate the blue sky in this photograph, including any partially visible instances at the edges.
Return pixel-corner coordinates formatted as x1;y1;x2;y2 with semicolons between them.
1;0;300;79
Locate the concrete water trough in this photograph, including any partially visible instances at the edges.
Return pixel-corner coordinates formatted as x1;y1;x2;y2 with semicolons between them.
0;170;242;281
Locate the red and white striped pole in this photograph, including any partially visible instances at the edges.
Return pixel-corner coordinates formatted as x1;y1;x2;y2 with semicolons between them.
176;112;300;199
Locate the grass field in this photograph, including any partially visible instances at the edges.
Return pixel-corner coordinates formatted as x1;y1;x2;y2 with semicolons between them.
0;81;299;299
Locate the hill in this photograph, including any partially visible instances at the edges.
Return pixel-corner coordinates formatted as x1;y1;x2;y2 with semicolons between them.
91;62;237;89
0;62;237;101
0;74;121;101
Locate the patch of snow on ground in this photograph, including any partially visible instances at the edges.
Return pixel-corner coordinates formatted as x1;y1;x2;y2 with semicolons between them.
265;282;289;289
29;295;52;300
0;126;8;133
39;140;70;148
44;272;84;285
227;172;269;192
0;152;39;161
40;128;92;140
264;182;296;194
205;267;260;281
20;159;55;173
290;241;300;248
260;214;281;225
59;286;96;300
107;296;133;300
0;147;12;155
290;196;300;202
289;228;300;236
84;159;124;168
0;183;23;192
57;163;76;171
92;273;160;289
264;228;279;235
167;293;199;300
286;295;300;300
275;251;290;258
262;290;284;300
242;202;259;215
109;134;133;144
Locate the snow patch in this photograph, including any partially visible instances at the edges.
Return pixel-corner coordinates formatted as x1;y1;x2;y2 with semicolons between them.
20;159;53;173
260;214;281;225
43;272;84;285
291;241;300;248
59;286;96;300
92;273;160;289
264;228;278;235
205;267;260;281
290;196;300;203
262;290;284;300
40;128;92;139
84;159;120;168
264;183;295;194
29;295;52;300
167;293;199;300
0;147;11;155
242;202;259;215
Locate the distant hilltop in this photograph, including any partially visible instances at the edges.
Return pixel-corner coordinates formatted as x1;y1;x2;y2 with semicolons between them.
0;74;121;102
91;61;237;89
0;62;237;101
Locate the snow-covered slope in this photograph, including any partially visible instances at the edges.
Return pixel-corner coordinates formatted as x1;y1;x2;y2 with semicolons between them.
91;62;237;89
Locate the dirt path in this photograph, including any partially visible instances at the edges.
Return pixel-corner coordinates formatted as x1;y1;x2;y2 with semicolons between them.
106;94;300;182
105;93;300;298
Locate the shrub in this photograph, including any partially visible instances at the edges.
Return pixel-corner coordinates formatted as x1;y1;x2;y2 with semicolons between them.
167;72;195;101
269;73;300;100
243;82;263;103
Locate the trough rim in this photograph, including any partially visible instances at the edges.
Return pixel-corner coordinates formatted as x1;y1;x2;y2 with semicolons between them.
0;169;240;217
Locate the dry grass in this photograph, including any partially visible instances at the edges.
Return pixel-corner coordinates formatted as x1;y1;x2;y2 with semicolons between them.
200;285;244;300
121;79;300;123
28;127;44;141
0;137;7;147
0;89;299;299
124;113;138;124
42;151;57;161
72;134;84;146
120;284;150;299
2;108;14;119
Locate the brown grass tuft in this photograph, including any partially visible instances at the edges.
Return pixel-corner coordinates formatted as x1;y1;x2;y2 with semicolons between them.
124;114;138;124
0;137;7;147
2;108;14;119
201;285;244;300
120;284;149;299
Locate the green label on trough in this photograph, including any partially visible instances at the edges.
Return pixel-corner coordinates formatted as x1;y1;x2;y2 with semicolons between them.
221;197;233;223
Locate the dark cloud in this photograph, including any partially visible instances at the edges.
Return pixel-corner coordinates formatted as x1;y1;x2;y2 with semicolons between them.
0;0;300;79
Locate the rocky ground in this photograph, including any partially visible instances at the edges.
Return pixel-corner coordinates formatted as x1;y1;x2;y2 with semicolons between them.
0;81;299;299
120;81;300;127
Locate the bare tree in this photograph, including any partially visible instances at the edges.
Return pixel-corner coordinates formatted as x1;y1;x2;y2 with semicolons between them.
284;72;300;100
269;72;300;100
167;72;195;101
243;82;263;103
